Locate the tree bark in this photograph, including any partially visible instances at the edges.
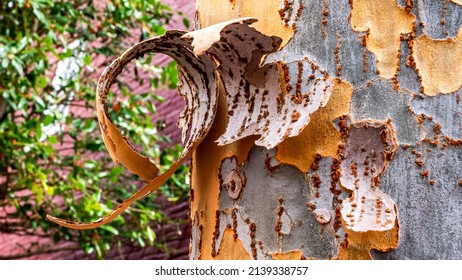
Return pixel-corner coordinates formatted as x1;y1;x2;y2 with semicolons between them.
190;0;462;259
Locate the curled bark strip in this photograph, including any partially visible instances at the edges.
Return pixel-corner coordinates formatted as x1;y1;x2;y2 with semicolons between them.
48;18;334;229
48;28;218;229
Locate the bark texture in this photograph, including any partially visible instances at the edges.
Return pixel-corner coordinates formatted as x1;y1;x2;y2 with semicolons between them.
190;0;462;259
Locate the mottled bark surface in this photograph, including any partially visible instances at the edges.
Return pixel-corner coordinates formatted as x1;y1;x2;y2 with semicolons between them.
191;0;462;259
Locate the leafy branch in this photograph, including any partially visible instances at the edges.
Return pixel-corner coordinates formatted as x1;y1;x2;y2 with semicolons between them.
0;0;190;259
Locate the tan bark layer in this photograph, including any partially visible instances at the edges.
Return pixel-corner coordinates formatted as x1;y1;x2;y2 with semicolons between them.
196;0;294;47
350;0;415;79
338;218;400;260
414;28;462;96
213;228;251;259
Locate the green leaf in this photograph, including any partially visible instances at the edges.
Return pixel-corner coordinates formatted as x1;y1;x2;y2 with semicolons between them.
152;95;165;102
100;225;119;235
32;95;46;108
31;220;38;230
182;17;190;29
35;76;48;89
84;246;94;254
47;135;58;145
11;59;24;76
83;54;92;66
43;115;54;126
93;191;101;202
46;186;54;196
137;236;145;247
17;37;28;52
61;48;72;59
36;121;42;140
108;167;123;182
31;6;50;28
26;163;35;173
43;35;53;49
145;226;156;243
94;242;102;259
86;142;101;151
71;118;82;129
42;145;54;156
83;118;97;132
36;188;44;204
17;97;28;111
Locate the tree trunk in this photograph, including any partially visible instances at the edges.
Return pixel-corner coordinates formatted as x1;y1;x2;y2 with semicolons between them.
189;0;462;260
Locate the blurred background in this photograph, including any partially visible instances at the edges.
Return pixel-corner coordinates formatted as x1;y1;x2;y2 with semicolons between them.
0;0;195;259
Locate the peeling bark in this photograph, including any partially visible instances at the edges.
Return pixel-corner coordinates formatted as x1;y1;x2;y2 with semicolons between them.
276;79;353;172
337;120;400;259
49;28;219;229
48;17;333;229
192;0;462;260
51;0;462;260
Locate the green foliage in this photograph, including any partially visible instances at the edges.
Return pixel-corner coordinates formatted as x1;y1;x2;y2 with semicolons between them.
0;0;190;259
